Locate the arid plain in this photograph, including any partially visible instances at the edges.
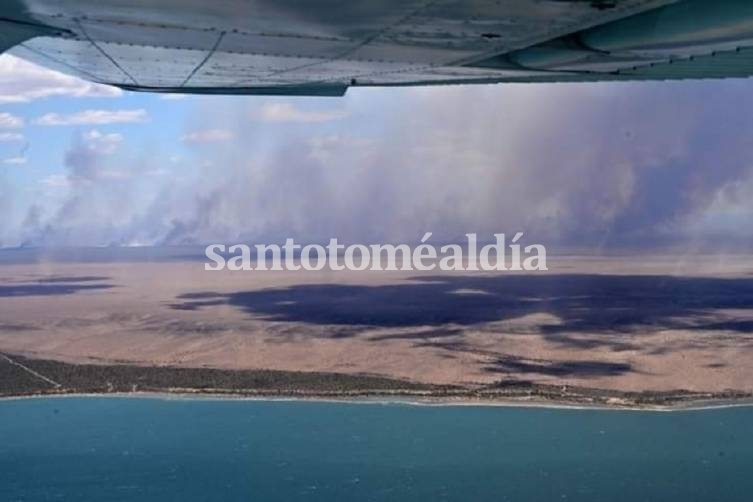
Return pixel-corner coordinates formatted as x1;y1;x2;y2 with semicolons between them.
2;251;753;393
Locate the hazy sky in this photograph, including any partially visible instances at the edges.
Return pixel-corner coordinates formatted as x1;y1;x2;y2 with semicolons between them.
2;53;753;250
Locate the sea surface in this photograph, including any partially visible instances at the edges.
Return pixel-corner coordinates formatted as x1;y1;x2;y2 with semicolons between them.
1;397;751;501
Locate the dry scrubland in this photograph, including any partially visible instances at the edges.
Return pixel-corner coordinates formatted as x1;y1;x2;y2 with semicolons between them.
2;254;753;393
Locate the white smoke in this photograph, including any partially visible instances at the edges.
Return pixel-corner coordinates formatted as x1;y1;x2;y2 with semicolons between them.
13;79;753;250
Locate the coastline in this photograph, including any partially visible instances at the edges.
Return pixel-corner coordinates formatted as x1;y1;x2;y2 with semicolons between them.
3;352;752;412
3;388;753;413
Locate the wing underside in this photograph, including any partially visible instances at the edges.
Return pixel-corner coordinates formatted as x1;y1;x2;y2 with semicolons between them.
2;0;753;96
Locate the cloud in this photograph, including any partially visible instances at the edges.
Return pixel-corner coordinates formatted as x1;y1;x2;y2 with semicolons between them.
255;102;350;123
34;109;148;126
40;174;71;188
63;130;124;182
0;132;24;142
0;112;23;129
0;54;121;103
181;129;234;144
2;156;27;165
81;129;123;154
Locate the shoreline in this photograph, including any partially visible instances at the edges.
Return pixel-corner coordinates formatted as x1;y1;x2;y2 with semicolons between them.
3;389;753;413
3;352;752;412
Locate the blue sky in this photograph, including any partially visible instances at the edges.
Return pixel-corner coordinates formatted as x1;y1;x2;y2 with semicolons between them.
2;53;753;250
1;74;188;198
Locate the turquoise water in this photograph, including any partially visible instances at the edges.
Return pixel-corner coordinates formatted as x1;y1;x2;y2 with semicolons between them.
1;398;751;501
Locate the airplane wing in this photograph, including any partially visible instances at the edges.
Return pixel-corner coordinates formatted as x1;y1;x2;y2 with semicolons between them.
1;0;752;96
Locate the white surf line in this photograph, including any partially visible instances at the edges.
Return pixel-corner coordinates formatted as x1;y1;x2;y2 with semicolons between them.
0;353;62;388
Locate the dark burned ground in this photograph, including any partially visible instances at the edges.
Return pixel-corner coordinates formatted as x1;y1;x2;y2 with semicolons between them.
2;353;750;408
